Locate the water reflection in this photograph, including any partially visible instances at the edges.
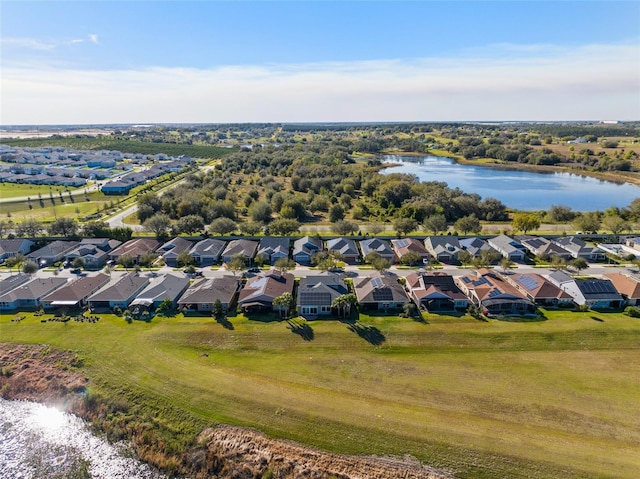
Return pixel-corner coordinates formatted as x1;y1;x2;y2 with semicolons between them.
0;399;165;479
381;155;640;211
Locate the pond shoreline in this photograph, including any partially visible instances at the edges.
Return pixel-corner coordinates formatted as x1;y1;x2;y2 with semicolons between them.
0;343;452;479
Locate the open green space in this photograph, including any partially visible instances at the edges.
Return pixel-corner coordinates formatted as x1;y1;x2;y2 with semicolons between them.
2;309;639;478
0;183;69;200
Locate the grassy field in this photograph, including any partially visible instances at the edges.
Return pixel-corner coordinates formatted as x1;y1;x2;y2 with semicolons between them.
0;183;70;199
1;309;639;478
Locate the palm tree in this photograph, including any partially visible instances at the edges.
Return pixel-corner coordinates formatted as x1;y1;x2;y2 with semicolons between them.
273;292;293;319
333;293;358;319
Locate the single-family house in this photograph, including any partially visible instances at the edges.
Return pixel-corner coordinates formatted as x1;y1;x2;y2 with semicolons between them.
65;239;122;269
221;239;258;264
405;272;469;312
423;236;462;264
603;273;640;306
459;237;499;260
292;236;324;265
519;236;572;261
504;273;574;306
238;271;295;313
297;272;348;318
257;237;290;265
101;180;133;195
158;237;193;267
129;273;190;312
0;239;35;261
552;236;605;261
0;274;32;296
390;238;430;264
326;237;360;264
359;238;395;263
353;273;408;311
42;273;111;310
456;269;536;316
189;238;226;266
27;240;80;267
487;235;527;262
178;276;240;313
0;277;67;311
108;238;159;263
547;271;624;309
87;273;149;310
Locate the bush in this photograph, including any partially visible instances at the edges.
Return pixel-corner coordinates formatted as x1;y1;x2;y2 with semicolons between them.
624;306;640;318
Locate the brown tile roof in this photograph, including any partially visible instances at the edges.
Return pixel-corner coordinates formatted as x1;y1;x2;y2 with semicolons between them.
604;273;640;300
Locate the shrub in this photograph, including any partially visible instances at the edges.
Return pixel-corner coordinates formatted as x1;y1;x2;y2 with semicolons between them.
624;306;640;318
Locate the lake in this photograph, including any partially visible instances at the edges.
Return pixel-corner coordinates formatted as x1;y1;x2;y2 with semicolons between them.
0;398;166;479
381;155;640;212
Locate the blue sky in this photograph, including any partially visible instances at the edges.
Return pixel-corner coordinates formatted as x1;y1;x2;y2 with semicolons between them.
2;1;639;124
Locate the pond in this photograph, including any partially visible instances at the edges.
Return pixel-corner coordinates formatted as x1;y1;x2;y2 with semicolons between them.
381;155;640;211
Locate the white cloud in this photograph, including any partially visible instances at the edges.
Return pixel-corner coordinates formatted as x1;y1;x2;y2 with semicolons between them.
2;42;638;124
1;37;56;51
89;34;98;44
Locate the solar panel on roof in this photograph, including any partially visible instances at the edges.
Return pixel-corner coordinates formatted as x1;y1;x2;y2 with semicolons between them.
517;275;539;291
370;277;384;288
372;288;394;301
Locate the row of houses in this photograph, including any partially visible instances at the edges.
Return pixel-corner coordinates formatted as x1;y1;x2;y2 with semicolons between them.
0;265;635;317
1;233;634;274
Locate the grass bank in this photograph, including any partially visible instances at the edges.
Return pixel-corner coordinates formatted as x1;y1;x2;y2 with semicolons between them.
1;310;639;478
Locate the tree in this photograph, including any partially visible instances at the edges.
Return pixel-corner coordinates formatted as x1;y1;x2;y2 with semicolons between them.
331;220;358;236
209;217;237;235
457;250;474;265
0;220;8;238
21;259;38;276
239;222;263;235
500;257;515;273
5;254;24;272
47;218;79;237
547;204;575;223
273;292;293;319
274;257;296;273
423;214;448;235
569;257;588;273
328;204;345;223
454;214;482;235
71;257;85;270
367;223;385;235
512;213;541;234
249;201;273;223
550;256;568;271
177;250;194;267
212;299;224;320
143;213;172;239
156;298;174;315
366;252;392;273
268;218;300;236
394;218;418;236
254;252;269;267
602;215;626;236
332;293;357;319
399;251;422;266
15;219;43;237
176;215;205;235
573;213;600;234
82;220;111;238
117;253;135;271
226;253;245;277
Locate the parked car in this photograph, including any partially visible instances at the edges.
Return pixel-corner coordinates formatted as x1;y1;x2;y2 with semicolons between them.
247;267;261;273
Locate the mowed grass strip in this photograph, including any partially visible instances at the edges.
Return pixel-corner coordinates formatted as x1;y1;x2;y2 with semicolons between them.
2;310;639;479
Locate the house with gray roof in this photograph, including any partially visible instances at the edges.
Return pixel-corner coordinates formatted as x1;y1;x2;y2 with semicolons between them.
129;273;190;311
27;240;79;267
519;236;572;260
424;236;462;263
487;235;527;262
326;237;360;264
65;238;122;269
238;271;294;313
42;273;111;310
359;238;395;263
158;237;193;267
292;236;324;265
0;239;35;261
257;237;290;265
405;271;468;312
547;271;623;309
0;274;32;296
87;273;149;310
221;239;258;264
297;272;348;318
178;276;240;313
189;238;226;266
0;277;67;311
459;237;499;260
353;273;408;311
552;236;605;261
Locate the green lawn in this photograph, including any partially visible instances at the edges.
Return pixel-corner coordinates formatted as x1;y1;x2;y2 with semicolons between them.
1;310;639;479
0;183;68;199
